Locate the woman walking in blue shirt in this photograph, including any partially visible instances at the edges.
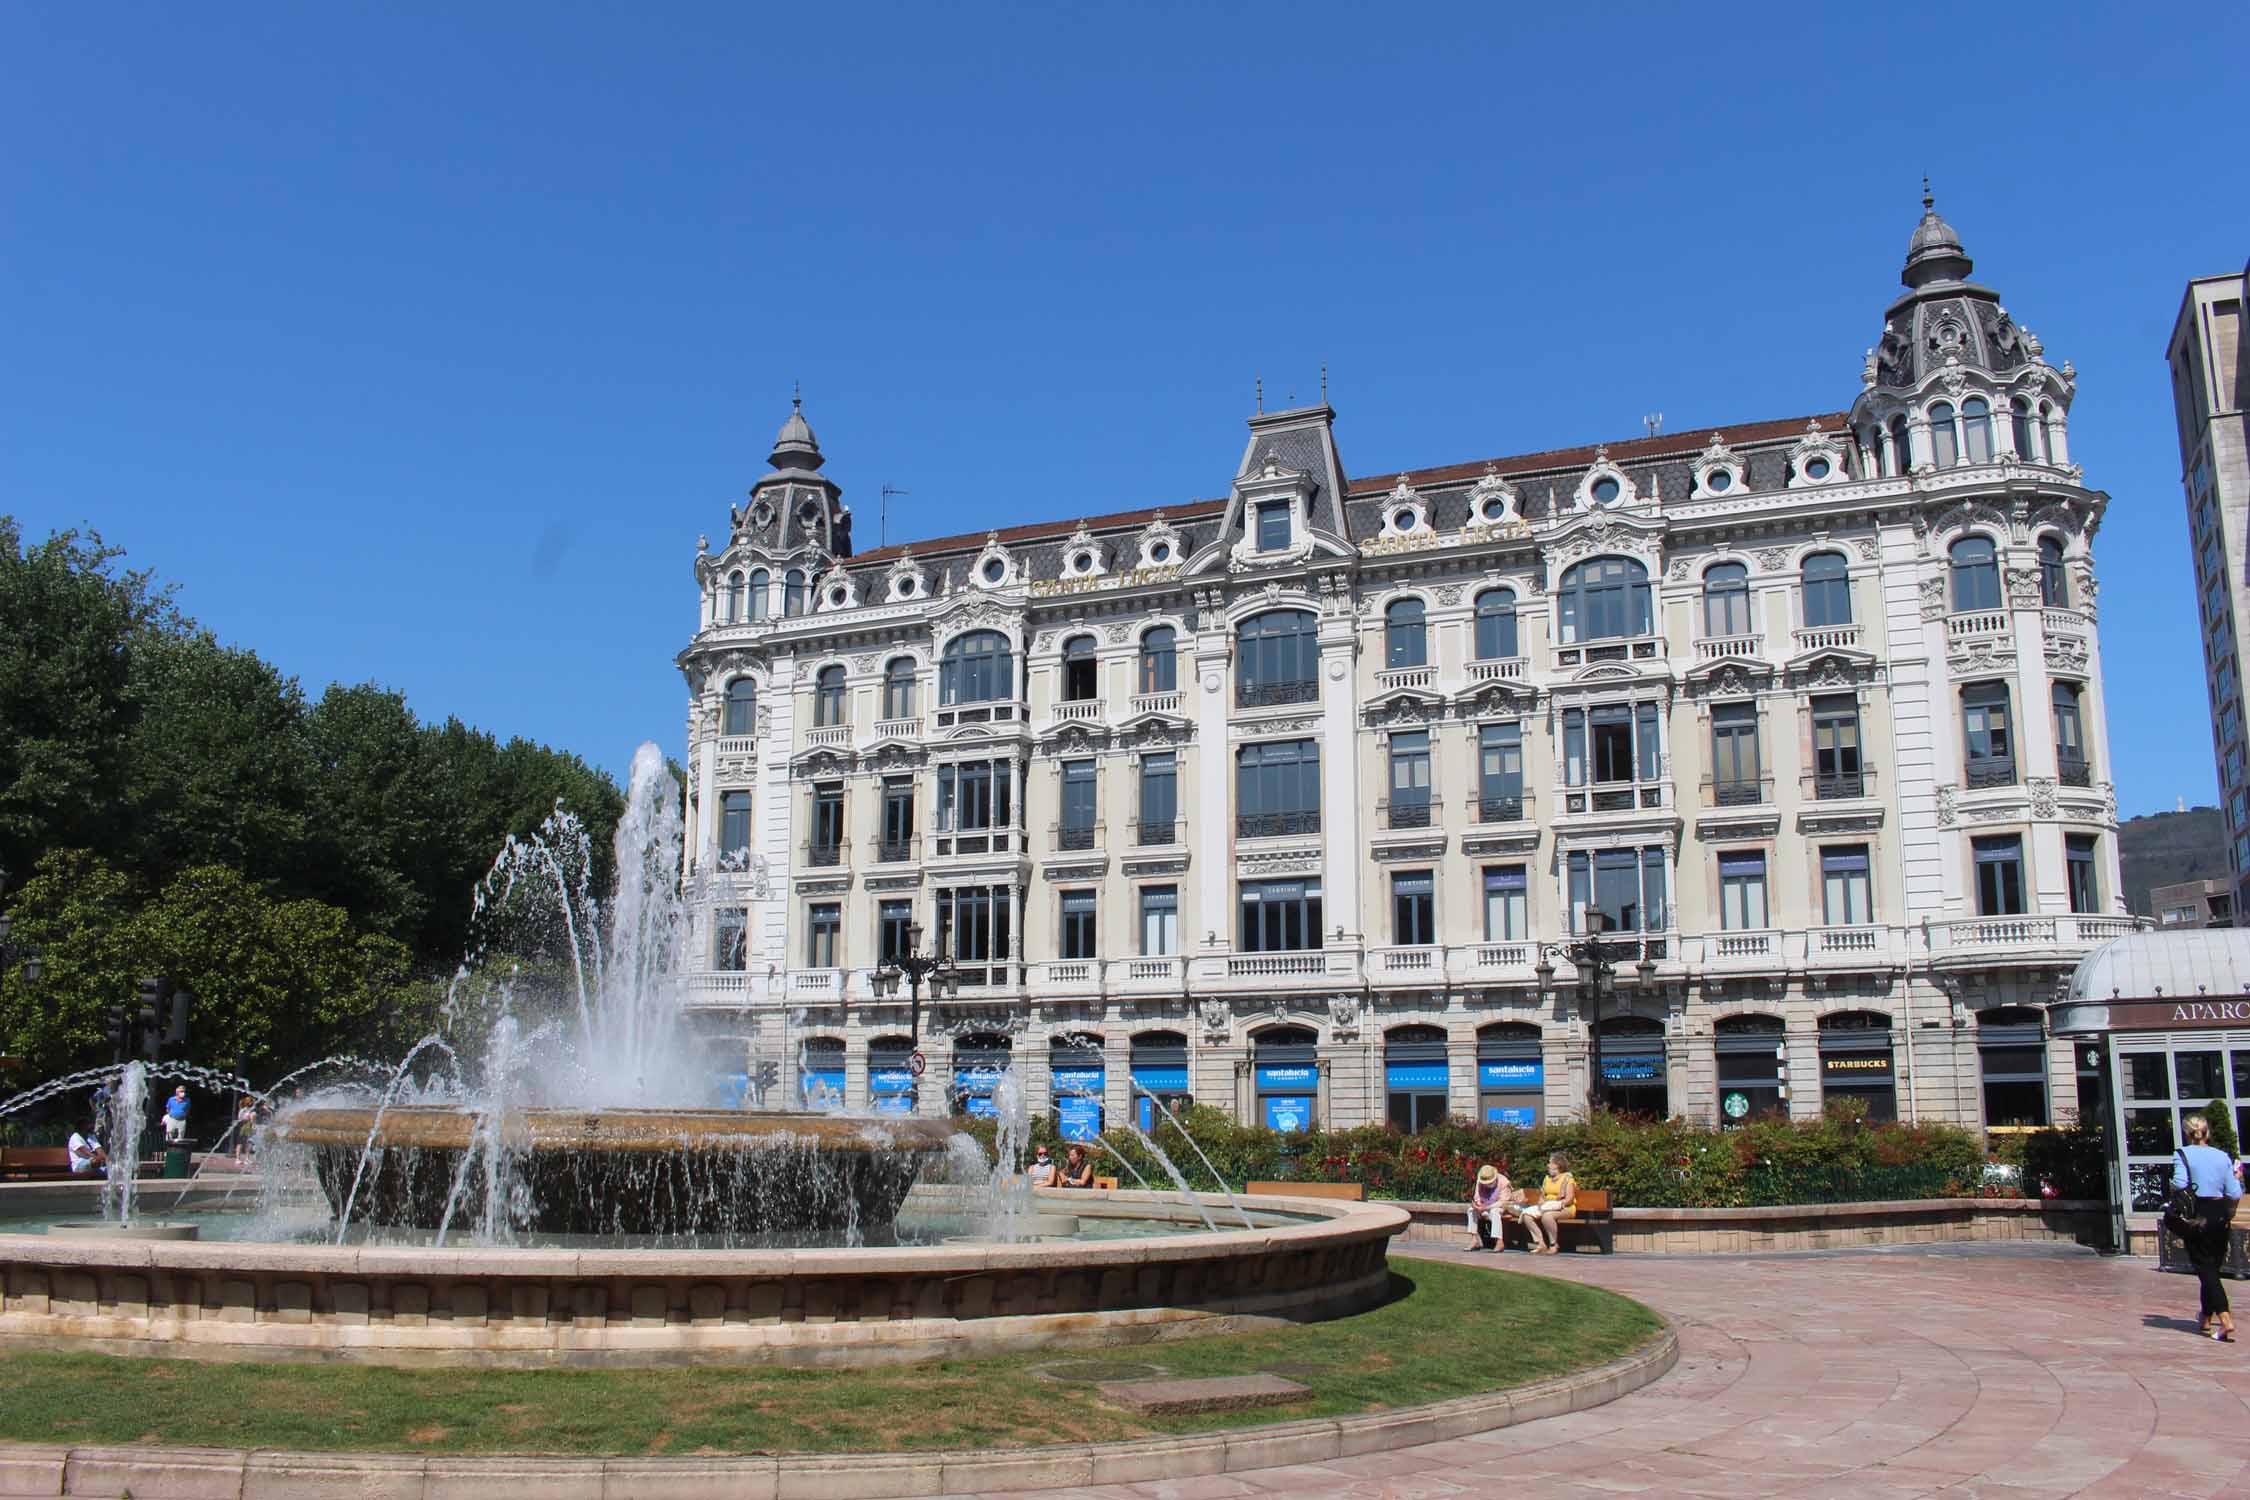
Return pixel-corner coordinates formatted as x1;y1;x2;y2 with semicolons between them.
2173;1113;2243;1341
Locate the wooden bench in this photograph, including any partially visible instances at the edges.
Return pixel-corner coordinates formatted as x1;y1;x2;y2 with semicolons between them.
1244;1180;1365;1202
1480;1187;1615;1253
0;1146;78;1181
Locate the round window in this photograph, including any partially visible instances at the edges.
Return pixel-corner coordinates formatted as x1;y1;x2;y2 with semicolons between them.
1592;477;1621;504
897;578;916;597
982;559;1006;584
1149;542;1171;563
1707;470;1733;493
1072;553;1092;574
798;502;820;524
827;589;846;607
1393;509;1415;531
1806;457;1831;480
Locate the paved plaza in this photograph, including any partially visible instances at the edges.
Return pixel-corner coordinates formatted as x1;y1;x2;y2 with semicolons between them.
980;1242;2250;1500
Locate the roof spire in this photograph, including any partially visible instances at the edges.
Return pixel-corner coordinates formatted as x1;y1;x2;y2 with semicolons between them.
1921;174;1933;213
1255;375;1264;414
792;378;802;413
767;389;823;472
1320;362;1328;403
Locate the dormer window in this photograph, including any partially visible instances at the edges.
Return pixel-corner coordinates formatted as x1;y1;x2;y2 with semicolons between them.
1255;501;1292;552
1706;470;1733;493
1591;477;1622;505
1803;456;1832;480
981;558;1007;585
1148;540;1173;564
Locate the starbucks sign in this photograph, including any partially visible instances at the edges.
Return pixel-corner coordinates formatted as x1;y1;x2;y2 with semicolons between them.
1721;1090;1750;1120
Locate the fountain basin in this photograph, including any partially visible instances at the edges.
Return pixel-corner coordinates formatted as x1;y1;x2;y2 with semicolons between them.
42;1221;201;1242
273;1106;954;1239
0;1189;1406;1367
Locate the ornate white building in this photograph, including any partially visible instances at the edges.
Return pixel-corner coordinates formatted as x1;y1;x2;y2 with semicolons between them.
676;197;2135;1138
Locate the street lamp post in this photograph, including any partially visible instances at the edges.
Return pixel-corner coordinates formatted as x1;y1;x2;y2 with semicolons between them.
868;920;958;1046
1536;916;1658;1116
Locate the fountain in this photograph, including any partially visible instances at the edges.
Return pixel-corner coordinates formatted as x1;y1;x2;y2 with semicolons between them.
0;741;1405;1366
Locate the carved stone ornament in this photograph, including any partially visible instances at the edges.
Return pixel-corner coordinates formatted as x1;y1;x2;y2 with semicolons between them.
1936;785;1957;828
1104;622;1131;644
1435;583;1465;607
1948;640;2016;675
1918;575;1949;621
851;654;876;674
1855;538;1879;562
2045;636;2089;672
1668;557;1693;582
1755;548;1789;572
2005;567;2044;608
2029;777;2058;819
1200;998;1231;1040
1328;995;1361;1041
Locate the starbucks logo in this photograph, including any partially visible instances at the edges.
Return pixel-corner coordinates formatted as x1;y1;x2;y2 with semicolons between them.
1722;1090;1750;1120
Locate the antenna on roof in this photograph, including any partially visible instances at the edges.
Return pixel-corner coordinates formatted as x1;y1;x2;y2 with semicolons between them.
880;486;909;548
1255;376;1264;414
1643;412;1664;437
1320;363;1329;403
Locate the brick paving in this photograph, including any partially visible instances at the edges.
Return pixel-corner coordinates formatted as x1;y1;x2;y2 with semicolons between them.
978;1242;2250;1500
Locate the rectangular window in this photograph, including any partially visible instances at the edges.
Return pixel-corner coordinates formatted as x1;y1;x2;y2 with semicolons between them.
1392;870;1435;946
938;885;1011;965
938;760;1012;833
713;908;747;971
1591;705;1635;783
2052;682;2087;781
1963;682;2015;786
720;790;753;859
807;903;841;968
1710;701;1761;802
1821;845;1872;925
1477;722;1524;820
1811;694;1863;798
1719;850;1768;930
1569;847;1664;934
1137;752;1177;843
1973;835;2026;916
811;783;845;855
1255;501;1291;552
1139;885;1179;956
1060;889;1097;960
878;899;913;966
1568;703;1661;788
1389;730;1432;825
1059;758;1096;848
883;666;915;721
2066;834;2099;914
1240;878;1323;953
880;778;915;860
1482;866;1527;941
1237;738;1321;837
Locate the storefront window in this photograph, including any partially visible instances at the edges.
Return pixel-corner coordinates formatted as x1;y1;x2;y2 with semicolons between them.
868;1036;917;1115
1051;1035;1105;1142
1477;1023;1543;1127
1818;1012;1896;1121
1597;1017;1667;1118
1384;1025;1449;1134
1129;1031;1192;1132
950;1034;1012;1119
1253;1027;1319;1132
1714;1015;1785;1126
1977;1008;2048;1132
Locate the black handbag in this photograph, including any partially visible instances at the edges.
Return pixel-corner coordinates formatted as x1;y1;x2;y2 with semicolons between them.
2165;1148;2201;1235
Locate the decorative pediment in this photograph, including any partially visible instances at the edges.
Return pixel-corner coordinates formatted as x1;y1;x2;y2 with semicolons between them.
970;532;1019;590
812;565;858;612
930;593;1019;645
1364;692;1444;728
1466;464;1521;526
1570;446;1639;511
1035;723;1109;757
1133;511;1186;570
1690;434;1746;499
884;548;930;604
1541;508;1665;573
1059;522;1110;582
1787;420;1849;489
1374;475;1430;540
791;749;854;779
1782;652;1882;690
1682;661;1767;699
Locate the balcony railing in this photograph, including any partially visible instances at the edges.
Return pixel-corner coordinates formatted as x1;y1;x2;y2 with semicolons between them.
1051;821;1101;853
872;717;922;741
1947;609;2010;640
1711;930;1779;959
1052;699;1103;723
1132;818;1179;847
1467;657;1527;683
1371;945;1440;977
1805;766;1878;801
1565;780;1667;814
2042;608;2091;637
1378;796;1438;831
1376;665;1434;692
803;724;852;749
1475;790;1530;824
1815;926;1880;953
1237;679;1319;709
714;735;758;757
1695;633;1763;662
873;835;919;864
1553;634;1664;669
1702;775;1772;808
1928;915;2150;954
1793;623;1863;652
1116;956;1184;987
1130;690;1182;716
2058;756;2093;788
1225;951;1330;978
803;839;847;868
934;700;1023;730
1965;758;2017;790
931;824;1018;857
1237;810;1321;839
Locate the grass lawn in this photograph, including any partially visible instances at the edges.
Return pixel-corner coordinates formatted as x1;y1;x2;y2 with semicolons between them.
0;1260;1661;1456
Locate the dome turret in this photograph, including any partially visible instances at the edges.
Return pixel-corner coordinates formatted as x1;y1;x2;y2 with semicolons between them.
1901;181;1973;289
768;392;824;472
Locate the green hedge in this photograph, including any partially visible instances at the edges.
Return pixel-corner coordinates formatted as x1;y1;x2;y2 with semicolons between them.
956;1104;1993;1208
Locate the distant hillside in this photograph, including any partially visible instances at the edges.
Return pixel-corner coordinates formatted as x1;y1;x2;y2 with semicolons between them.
2118;805;2230;916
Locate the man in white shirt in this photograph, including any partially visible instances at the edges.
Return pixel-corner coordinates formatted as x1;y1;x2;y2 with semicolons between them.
67;1122;108;1178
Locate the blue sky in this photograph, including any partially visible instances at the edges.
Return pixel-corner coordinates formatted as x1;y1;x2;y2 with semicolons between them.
4;4;2243;817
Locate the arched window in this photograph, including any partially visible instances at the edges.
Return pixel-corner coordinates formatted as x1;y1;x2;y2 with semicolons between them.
1801;552;1852;628
940;630;1014;705
1557;557;1652;643
1701;562;1750;638
882;657;916;721
1061;634;1098;702
1384;597;1428;669
1474;588;1518;660
783;569;808;617
1961;398;1993;464
724;571;745;624
1236;609;1319;706
2010;398;2040;461
1928;402;1959;467
813;665;847;727
1138;626;1177;694
2038;536;2069;607
1886;415;1911;476
1950;536;2000;612
723;678;757;736
747;568;770;621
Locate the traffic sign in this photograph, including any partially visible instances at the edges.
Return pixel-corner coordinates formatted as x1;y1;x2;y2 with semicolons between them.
908;1050;927;1078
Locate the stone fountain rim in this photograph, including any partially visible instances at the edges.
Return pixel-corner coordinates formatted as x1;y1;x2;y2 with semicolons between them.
269;1104;955;1153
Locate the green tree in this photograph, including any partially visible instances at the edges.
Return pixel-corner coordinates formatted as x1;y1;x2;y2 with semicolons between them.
0;520;174;876
303;681;441;944
2207;1101;2239;1159
0;850;146;1081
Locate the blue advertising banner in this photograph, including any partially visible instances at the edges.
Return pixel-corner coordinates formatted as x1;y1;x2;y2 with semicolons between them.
1485;1105;1539;1127
871;1092;915;1115
1263;1095;1313;1133
1601;1054;1663;1083
799;1069;846;1106
715;1073;750;1109
1057;1095;1103;1142
1384;1062;1449;1091
963;1095;998;1119
1130;1065;1189;1093
1256;1064;1319;1091
954;1069;1001;1097
870;1067;915;1094
1052;1065;1105;1095
1478;1059;1544;1089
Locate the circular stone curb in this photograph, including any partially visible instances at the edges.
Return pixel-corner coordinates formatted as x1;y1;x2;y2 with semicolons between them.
0;1318;1677;1499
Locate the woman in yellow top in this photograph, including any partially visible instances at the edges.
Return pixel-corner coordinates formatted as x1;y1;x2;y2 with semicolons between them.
1519;1152;1576;1254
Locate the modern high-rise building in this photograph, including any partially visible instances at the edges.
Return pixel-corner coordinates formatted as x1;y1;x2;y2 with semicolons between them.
2168;268;2250;921
676;197;2134;1138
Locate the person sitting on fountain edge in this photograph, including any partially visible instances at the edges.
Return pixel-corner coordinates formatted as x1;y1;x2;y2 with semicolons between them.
66;1119;108;1178
1059;1143;1095;1189
1028;1145;1056;1187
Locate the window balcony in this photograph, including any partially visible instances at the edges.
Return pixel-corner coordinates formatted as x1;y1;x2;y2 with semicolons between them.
803;724;853;750
1130;690;1183;717
2058;756;2093;789
1237;679;1319;709
872;836;920;864
1792;623;1863;653
1698;929;1785;969
1449;942;1537;982
1377;796;1439;831
1553;634;1664;670
1474;790;1533;824
1694;633;1763;663
1946;609;2010;642
1927;914;2149;965
1368;945;1442;984
1564;780;1669;814
1237;810;1322;839
1376;664;1435;693
1805;925;1907;970
1467;657;1527;684
1110;955;1186;995
1194;948;1360;992
714;735;758;758
802;839;849;869
2042;608;2091;638
1051;699;1104;724
682;971;752;1005
930;825;1020;858
1804;766;1879;802
1028;959;1102;997
934;699;1024;731
1050;820;1102;853
872;717;922;741
788;968;844;1001
1964;759;2017;790
1700;775;1773;809
1131;818;1179;848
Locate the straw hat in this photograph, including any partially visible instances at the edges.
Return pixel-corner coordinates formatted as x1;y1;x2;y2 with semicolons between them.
1476;1164;1500;1186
